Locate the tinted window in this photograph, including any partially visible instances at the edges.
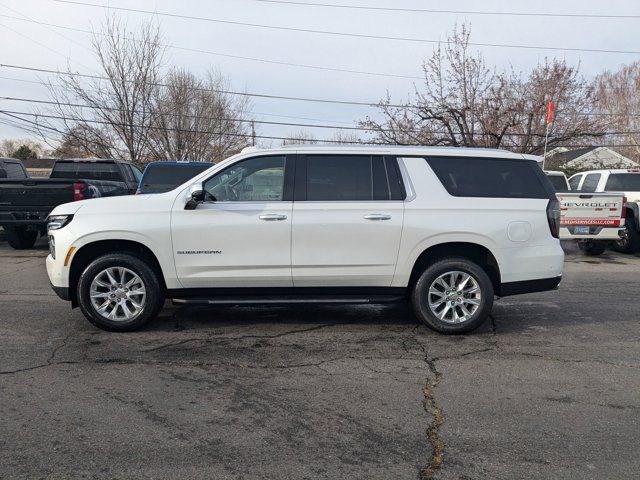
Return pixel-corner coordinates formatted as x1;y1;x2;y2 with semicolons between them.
131;165;143;182
579;173;601;192
546;174;569;192
3;162;27;179
605;173;640;191
306;155;373;201
140;164;212;194
204;156;285;202
50;162;121;181
426;157;550;199
568;175;582;191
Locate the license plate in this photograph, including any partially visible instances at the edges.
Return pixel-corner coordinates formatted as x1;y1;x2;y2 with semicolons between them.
575;226;589;235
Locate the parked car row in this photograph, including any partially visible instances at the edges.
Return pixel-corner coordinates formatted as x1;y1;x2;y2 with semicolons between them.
0;158;213;249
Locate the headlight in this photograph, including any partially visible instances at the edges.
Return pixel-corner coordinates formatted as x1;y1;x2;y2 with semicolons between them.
47;214;74;232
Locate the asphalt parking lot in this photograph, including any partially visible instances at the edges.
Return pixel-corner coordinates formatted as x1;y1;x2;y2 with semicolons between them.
1;238;639;480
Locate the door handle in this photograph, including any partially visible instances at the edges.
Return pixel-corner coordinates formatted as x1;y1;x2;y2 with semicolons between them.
259;214;287;221
363;214;392;221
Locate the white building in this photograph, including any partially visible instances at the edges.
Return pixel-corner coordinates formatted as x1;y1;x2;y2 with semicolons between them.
546;147;638;170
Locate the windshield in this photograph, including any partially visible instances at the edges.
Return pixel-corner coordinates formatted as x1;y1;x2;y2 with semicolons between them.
139;164;212;193
546;174;569;192
604;173;640;191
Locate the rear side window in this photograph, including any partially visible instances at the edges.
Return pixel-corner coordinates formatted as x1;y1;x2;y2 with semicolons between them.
579;173;601;192
51;162;121;181
605;173;640;191
568;175;582;191
140;164;212;193
426;156;551;199
303;155;404;201
3;162;27;179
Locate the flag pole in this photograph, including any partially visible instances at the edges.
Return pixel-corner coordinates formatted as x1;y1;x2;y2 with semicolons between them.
542;101;554;171
543;122;550;170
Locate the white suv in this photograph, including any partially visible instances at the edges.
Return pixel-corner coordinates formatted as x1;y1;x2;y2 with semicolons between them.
46;146;564;334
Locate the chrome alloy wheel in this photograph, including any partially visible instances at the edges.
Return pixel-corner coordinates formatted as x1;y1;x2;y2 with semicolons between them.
89;267;146;322
427;270;481;324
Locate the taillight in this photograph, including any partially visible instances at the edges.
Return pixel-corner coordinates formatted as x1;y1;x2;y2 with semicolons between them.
73;182;86;201
547;198;561;239
622;197;627;218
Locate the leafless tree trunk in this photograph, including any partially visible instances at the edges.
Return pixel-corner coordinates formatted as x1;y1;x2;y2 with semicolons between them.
42;15;163;162
148;69;252;162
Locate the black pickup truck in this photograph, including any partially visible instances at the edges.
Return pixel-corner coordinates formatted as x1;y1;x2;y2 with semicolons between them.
0;158;143;249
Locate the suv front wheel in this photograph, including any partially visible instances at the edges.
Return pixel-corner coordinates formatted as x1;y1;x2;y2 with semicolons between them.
77;253;165;332
412;257;494;334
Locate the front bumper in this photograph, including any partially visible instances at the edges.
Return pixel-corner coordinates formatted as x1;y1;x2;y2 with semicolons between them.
50;283;70;301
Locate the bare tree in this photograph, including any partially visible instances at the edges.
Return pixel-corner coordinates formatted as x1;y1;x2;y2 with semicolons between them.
148;69;252;162
0;138;48;157
360;24;608;154
42;16;163;161
593;61;640;161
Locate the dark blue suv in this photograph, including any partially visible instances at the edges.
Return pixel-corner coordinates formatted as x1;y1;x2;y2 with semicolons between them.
137;161;214;194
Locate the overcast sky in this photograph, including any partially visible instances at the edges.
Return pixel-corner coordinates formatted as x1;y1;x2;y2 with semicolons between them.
1;0;639;148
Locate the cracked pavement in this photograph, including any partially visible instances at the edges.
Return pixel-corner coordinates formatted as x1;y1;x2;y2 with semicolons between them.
1;239;639;479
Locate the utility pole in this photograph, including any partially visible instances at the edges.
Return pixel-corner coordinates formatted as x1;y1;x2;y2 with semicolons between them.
251;121;256;146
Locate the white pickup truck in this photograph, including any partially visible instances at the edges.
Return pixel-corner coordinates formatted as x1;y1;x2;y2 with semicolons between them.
568;169;640;253
544;170;625;255
46;146;564;334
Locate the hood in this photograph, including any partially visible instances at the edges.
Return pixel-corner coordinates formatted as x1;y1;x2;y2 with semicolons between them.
50;193;166;217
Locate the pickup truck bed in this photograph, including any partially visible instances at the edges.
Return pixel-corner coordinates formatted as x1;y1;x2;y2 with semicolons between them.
0;159;141;249
0;178;101;228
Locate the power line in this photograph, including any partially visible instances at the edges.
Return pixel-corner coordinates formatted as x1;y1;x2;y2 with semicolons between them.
247;0;640;20
0;12;421;80
0;109;380;144
8;95;640;136
52;0;640;55
5;109;640;150
0;62;406;108
0;73;353;125
0;95;373;133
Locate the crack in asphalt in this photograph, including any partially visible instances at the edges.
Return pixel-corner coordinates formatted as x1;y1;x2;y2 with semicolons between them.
142;323;340;352
420;349;444;480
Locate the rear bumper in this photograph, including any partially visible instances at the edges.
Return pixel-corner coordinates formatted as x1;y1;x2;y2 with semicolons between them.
0;210;51;228
560;226;625;241
497;275;562;297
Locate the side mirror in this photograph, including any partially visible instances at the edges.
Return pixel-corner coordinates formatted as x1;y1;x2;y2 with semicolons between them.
185;184;205;210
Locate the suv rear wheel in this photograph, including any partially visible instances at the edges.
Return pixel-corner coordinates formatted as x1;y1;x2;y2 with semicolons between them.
411;257;494;334
77;253;165;332
6;226;38;249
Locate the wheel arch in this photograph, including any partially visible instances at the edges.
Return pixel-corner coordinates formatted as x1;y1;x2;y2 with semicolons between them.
68;239;166;307
407;242;501;293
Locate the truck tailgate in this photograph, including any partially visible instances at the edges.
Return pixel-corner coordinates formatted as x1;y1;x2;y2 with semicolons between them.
0;179;76;207
557;192;625;240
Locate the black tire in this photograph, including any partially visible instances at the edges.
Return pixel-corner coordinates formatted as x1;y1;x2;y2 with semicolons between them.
77;253;165;332
578;241;606;256
613;222;640;254
6;226;38;249
411;257;494;334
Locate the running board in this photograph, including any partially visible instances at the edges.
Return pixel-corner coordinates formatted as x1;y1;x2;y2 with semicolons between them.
171;294;404;306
